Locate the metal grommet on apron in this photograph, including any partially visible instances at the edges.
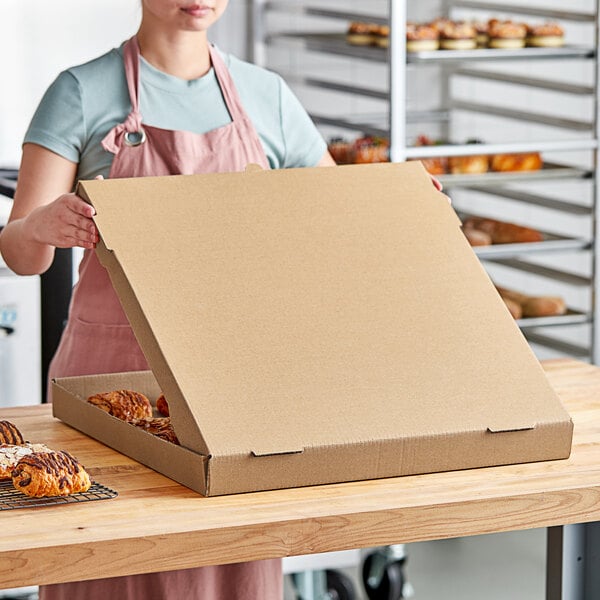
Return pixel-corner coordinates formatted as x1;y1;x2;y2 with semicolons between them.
123;128;146;147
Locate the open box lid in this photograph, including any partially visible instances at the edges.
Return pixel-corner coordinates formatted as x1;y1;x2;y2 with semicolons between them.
77;162;570;460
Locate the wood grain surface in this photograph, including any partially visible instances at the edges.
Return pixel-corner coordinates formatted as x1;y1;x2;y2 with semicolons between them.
1;358;600;588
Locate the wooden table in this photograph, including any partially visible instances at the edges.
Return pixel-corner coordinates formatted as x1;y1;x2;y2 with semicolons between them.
2;358;600;592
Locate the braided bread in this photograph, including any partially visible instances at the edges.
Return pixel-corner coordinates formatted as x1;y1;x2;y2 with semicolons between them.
12;450;91;498
88;390;152;422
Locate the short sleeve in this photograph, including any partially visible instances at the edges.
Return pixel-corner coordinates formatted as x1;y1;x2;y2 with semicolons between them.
277;77;327;168
23;71;85;163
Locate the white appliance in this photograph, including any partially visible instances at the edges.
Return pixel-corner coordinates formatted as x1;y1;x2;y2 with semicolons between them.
0;193;41;408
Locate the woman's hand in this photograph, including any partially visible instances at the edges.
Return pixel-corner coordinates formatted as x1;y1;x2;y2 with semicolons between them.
430;175;443;192
0;143;84;275
24;193;99;250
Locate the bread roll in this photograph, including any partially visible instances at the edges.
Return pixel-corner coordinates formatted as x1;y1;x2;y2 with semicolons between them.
491;152;543;172
346;22;376;46
501;297;523;320
448;155;489;174
463;227;492;246
462;217;543;244
406;23;439;52
527;22;564;47
496;286;567;318
439;21;477;50
521;296;567;318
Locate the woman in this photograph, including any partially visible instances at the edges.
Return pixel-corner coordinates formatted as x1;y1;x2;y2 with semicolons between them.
0;1;334;599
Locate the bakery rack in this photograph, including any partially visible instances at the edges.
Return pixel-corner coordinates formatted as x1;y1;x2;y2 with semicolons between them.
249;0;600;365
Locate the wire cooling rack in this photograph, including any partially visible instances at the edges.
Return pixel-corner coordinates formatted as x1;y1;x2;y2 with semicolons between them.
0;479;118;510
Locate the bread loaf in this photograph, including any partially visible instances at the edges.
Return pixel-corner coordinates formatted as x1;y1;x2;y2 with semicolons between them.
521;296;567;318
448;154;489;174
501;297;523;319
463;227;492;246
490;152;542;172
462;217;543;244
496;286;567;318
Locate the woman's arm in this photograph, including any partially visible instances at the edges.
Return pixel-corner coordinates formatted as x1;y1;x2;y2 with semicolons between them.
0;143;98;276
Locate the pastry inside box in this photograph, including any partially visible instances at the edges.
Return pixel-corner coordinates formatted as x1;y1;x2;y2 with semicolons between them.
52;370;211;496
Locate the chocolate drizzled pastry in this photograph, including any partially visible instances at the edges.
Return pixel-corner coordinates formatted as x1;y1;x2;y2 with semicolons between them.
88;390;152;422
130;417;179;445
0;443;52;480
12;450;92;497
0;420;25;445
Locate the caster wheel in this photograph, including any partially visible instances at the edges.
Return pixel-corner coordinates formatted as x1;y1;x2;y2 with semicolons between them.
325;569;356;600
362;555;405;600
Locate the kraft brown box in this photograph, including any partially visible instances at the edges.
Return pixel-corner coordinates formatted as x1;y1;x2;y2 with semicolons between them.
52;162;573;496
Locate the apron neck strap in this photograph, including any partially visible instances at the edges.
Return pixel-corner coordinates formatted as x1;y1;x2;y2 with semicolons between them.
122;37;247;126
123;37;142;118
207;44;247;122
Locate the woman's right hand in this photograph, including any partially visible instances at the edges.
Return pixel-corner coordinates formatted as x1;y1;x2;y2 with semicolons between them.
24;193;99;250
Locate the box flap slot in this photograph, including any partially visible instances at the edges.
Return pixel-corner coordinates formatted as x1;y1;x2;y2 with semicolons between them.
488;423;536;433
251;446;304;458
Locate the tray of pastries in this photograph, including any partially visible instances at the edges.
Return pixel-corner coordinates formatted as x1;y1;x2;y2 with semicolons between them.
345;16;565;52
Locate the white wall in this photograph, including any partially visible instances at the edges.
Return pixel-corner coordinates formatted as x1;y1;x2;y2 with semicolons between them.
0;0;248;168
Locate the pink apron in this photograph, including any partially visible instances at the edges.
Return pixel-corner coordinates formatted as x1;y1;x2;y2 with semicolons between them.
43;37;281;600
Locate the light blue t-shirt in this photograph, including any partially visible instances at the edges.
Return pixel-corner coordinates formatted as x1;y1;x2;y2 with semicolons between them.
24;43;326;181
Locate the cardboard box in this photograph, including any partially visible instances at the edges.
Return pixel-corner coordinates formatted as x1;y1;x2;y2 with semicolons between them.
52;162;573;496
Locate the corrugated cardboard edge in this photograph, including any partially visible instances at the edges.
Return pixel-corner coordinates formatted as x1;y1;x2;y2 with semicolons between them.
52;374;209;495
206;419;573;496
52;372;573;497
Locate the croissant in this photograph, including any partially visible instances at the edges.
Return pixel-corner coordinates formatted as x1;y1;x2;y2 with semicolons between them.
0;420;25;445
130;417;180;445
12;450;91;498
88;390;152;422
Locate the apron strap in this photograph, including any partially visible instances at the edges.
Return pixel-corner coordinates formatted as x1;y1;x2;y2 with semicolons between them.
208;44;249;125
101;37;145;153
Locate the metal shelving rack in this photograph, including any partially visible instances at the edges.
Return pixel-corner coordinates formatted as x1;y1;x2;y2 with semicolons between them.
250;0;600;365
